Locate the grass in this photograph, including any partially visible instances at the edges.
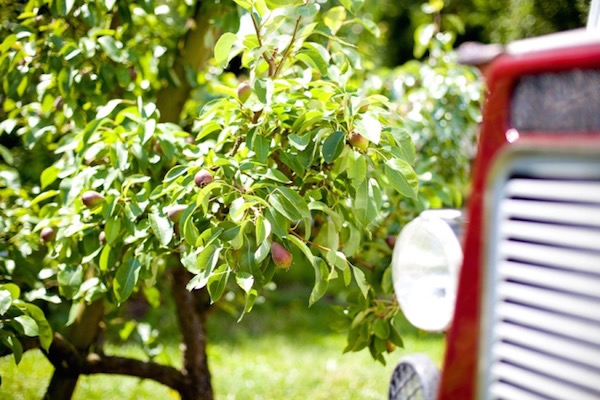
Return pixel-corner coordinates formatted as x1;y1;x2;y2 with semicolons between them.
0;286;444;399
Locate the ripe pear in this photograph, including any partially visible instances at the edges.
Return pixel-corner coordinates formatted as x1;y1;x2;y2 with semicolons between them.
167;204;187;223
81;190;105;208
194;169;214;188
237;81;252;103
385;235;397;249
348;131;369;152
40;227;56;243
271;242;293;269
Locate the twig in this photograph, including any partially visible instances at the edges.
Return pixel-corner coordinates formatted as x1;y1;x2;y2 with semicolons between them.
251;13;277;76
273;16;302;78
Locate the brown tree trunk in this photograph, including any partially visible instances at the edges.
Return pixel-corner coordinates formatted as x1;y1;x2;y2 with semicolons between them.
44;300;104;400
171;264;213;400
156;1;217;123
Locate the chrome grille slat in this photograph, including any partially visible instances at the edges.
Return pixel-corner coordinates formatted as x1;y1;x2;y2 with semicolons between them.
506;179;600;203
482;157;600;400
496;302;600;345
492;342;600;392
499;241;600;274
489;382;547;400
500;199;600;226
500;220;600;251
498;261;600;299
498;281;600;322
496;323;600;370
491;363;599;400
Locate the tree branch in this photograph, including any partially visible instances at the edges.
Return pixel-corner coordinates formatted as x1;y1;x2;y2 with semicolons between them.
251;13;276;76
39;333;188;391
273;16;302;78
83;353;187;390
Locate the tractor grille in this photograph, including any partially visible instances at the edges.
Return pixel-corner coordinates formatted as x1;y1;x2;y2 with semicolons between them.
483;159;600;399
511;69;600;132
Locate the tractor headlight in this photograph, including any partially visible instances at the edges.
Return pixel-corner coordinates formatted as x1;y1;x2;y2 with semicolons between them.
391;209;464;332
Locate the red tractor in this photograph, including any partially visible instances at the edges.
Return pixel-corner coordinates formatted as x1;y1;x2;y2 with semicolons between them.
388;12;600;400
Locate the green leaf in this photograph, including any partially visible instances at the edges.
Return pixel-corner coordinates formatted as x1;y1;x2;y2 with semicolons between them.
269;192;301;222
239;289;258;322
235;272;254;294
323;6;346;34
277;187;311;219
40;166;61;189
354;179;369;226
384;159;419;199
351;264;369;298
149;212;173;247
354;114;381;145
20;303;53;350
253;78;273;105
414;23;435;58
309;258;329;306
99;245;113;271
30;190;60;207
233;0;252;10
254;240;270;263
104;216;122;246
265;0;304;9
322;131;345;164
295;50;328;76
98;36;123;62
0;284;20;300
207;264;230;303
1;333;23;365
294;3;320;17
52;0;76;16
265;208;289;239
255;215;270;243
113;259;141;303
196;245;221;273
373;318;390;339
0;290;12;315
214;32;237;67
287;235;328;306
347;151;367;186
14;315;38;337
58;266;83;299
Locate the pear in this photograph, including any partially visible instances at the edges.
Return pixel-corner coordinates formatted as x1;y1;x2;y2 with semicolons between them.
194;169;214;188
40;227;56;243
81;190;105;208
271;242;293;269
348;131;369;152
167;204;188;223
237;81;252;104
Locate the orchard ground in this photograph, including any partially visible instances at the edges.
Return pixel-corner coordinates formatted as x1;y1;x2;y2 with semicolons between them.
0;284;443;399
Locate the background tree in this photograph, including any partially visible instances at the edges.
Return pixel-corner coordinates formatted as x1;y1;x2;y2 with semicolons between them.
0;0;481;398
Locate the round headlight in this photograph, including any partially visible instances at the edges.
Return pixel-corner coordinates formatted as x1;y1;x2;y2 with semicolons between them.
391;209;463;332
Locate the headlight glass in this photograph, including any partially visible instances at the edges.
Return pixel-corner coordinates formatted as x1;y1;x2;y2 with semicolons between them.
391;209;464;332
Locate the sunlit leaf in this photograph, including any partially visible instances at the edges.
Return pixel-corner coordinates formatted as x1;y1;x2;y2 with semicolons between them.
214;32;237;67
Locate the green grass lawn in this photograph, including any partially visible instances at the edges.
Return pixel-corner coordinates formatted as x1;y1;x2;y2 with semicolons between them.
0;286;444;399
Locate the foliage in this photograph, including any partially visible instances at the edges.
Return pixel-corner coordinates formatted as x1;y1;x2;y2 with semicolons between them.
0;0;481;395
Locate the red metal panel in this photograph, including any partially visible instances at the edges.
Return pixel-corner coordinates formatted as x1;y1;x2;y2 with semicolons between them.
437;40;600;400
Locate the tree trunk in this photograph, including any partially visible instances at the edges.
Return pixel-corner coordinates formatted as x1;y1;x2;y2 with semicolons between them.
156;1;216;123
171;264;213;400
44;300;104;400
